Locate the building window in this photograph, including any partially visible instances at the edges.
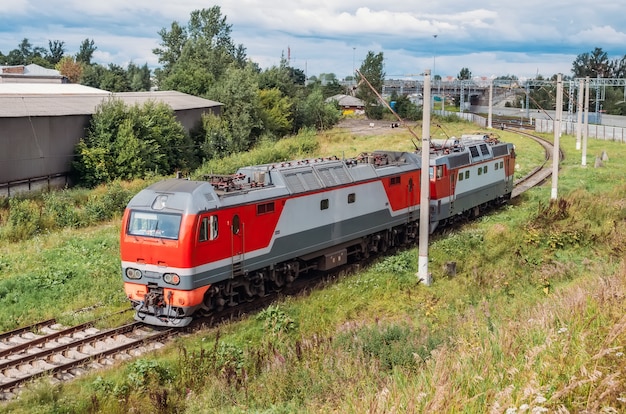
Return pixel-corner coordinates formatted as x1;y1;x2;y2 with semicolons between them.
257;202;275;215
478;167;483;175
495;162;499;170
348;193;356;204
484;165;488;173
458;172;464;181
465;171;470;180
321;199;329;210
499;161;504;169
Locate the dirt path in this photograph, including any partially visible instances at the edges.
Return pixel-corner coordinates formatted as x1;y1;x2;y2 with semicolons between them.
336;118;413;136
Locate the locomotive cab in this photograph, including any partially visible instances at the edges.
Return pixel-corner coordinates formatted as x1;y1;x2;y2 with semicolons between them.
121;179;220;326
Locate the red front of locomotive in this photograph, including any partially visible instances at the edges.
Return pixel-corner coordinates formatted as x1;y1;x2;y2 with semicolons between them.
120;180;218;326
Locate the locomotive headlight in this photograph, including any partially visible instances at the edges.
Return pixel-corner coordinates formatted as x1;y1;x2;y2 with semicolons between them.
125;268;142;279
163;273;180;285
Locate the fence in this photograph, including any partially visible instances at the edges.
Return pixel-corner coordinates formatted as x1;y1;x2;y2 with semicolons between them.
436;109;626;143
534;119;626;143
0;174;70;198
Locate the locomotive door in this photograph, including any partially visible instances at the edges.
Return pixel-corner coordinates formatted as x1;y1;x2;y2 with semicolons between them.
230;213;244;277
407;177;417;220
449;171;457;213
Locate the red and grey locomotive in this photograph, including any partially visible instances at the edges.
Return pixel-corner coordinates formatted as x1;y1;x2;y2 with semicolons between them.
121;135;515;326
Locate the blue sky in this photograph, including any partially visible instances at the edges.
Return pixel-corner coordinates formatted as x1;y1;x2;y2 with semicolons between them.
1;0;624;81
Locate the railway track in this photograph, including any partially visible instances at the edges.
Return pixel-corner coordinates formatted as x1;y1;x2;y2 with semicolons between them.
0;129;558;401
0;316;173;400
510;128;559;198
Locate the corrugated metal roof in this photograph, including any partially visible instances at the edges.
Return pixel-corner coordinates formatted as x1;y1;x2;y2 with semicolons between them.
0;85;222;117
326;94;365;108
1;64;64;78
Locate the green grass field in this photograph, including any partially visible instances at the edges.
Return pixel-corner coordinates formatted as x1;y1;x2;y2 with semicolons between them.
2;120;625;413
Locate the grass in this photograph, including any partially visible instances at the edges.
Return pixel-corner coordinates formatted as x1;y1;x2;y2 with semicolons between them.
3;121;626;413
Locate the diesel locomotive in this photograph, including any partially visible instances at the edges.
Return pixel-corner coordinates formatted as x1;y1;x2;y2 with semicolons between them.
121;135;515;326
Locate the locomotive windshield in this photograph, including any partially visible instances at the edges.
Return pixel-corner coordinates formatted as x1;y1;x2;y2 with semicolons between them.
127;211;182;240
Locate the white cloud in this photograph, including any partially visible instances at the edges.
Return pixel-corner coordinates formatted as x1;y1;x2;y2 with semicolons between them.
0;1;622;80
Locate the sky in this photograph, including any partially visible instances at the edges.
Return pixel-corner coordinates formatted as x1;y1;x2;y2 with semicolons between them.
1;0;625;81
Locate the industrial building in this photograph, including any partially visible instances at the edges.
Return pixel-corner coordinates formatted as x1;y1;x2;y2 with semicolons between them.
0;69;222;196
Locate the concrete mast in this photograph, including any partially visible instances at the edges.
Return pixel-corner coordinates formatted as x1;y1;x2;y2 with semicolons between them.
551;73;562;200
417;69;432;286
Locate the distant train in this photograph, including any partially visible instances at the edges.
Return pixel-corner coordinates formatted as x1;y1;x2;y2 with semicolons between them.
121;135;516;326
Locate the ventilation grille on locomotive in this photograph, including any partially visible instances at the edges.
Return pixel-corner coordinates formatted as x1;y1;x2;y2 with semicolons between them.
448;153;471;169
315;163;353;187
283;168;323;193
491;144;509;157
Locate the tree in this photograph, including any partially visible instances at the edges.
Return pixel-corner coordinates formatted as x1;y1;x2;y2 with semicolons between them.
356;51;385;119
153;6;246;94
47;40;65;65
127;62;152;91
207;62;262;153
99;64;130;92
294;88;341;130
258;88;293;138
392;94;421;121
152;21;187;83
76;39;97;65
609;55;626;79
458;67;472;80
56;56;83;83
572;47;610;78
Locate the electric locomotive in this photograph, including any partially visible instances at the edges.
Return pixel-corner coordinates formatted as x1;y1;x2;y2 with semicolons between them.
121;136;515;326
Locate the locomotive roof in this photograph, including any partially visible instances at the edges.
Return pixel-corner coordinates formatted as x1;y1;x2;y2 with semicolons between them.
126;140;512;215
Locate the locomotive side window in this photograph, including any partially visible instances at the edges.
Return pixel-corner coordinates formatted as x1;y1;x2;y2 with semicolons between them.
232;215;240;235
199;217;208;241
128;211;181;240
436;166;443;179
390;176;401;186
210;215;218;240
321;199;329;210
199;216;219;242
257;202;275;215
348;193;356;204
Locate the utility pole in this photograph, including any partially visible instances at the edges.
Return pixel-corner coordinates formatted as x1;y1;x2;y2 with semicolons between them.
418;69;432;286
551;73;562;200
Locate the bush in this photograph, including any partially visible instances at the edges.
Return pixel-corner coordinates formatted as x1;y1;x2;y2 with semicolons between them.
2;198;41;241
72;99;195;187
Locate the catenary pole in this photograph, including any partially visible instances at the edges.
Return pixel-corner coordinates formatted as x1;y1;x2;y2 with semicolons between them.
551;74;562;200
487;80;493;129
576;78;583;150
418;69;432;286
582;77;590;167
